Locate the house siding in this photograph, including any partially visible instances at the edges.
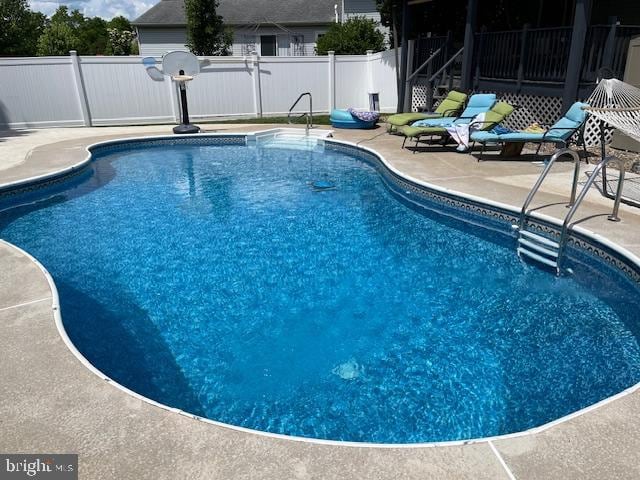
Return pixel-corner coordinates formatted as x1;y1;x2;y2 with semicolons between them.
137;26;329;57
137;27;189;57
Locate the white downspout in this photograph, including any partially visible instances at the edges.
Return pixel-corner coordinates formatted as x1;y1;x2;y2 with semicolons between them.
341;0;345;23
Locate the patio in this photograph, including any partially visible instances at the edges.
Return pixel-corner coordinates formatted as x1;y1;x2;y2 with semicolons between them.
0;124;639;479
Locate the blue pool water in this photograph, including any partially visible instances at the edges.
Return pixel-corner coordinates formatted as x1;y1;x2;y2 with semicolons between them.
1;140;639;443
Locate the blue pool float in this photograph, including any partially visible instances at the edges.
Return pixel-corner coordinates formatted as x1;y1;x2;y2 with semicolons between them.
330;109;378;129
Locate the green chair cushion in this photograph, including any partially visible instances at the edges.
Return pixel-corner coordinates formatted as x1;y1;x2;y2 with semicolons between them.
387;91;467;128
492;101;514;117
387;112;441;127
481;101;515;130
447;90;467;103
398;125;447;138
435;98;462;116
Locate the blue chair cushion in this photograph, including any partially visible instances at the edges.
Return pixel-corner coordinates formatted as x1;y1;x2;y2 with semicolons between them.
498;132;549;142
470;131;501;142
459;94;497;118
564;102;589;124
411;117;455;127
467;93;497;108
547;118;580;140
499;132;565;142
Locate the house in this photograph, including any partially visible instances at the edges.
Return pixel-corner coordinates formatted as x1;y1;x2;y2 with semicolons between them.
133;0;384;57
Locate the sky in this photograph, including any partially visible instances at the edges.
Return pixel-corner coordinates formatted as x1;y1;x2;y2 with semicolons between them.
29;0;161;20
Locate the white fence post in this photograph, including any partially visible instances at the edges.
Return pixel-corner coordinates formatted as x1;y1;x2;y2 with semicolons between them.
328;51;336;112
252;54;263;117
366;49;375;108
69;51;92;126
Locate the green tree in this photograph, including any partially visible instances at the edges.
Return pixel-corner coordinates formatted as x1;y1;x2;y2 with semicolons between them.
185;0;232;56
79;17;109;55
37;21;79;56
0;0;47;56
316;17;385;55
107;15;133;32
106;16;137;55
108;29;136;55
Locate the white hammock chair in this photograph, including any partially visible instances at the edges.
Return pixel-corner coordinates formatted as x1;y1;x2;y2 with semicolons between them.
583;76;640;209
585;77;640;143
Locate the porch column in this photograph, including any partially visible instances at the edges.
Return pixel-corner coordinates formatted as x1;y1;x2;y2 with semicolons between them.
561;0;593;112
397;0;410;112
460;0;478;91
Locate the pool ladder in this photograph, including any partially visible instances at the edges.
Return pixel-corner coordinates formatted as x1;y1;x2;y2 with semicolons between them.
514;148;625;274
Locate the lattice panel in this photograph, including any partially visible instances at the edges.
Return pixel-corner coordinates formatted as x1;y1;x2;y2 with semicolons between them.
411;81;433;112
496;92;609;147
494;93;563;131
580;93;615;148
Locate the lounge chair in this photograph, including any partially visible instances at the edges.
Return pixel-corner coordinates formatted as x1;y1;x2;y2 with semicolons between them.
386;90;468;133
397;93;498;148
469;102;589;160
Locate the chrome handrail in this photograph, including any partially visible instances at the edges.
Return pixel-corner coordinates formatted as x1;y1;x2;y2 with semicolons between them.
557;156;625;268
288;92;313;133
517;148;581;231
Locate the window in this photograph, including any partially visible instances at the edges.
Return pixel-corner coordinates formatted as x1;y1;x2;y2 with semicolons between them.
260;35;277;56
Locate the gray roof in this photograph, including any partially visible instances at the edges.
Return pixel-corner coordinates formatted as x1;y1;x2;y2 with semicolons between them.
133;0;338;27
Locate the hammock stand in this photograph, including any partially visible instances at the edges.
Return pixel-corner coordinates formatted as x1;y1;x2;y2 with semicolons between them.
585;76;640;208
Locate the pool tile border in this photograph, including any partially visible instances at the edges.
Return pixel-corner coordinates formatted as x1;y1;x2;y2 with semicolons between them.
326;141;640;287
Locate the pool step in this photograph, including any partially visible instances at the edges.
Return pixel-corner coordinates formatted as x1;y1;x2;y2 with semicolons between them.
516;229;560;271
517;247;559;269
518;230;559;249
257;132;325;152
517;238;559;258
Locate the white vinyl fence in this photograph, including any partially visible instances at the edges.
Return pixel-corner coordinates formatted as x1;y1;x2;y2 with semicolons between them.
0;50;398;129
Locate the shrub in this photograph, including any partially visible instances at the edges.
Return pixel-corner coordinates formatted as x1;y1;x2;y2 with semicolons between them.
316;17;385;55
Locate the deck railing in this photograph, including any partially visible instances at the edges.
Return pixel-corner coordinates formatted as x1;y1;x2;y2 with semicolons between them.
470;24;640;85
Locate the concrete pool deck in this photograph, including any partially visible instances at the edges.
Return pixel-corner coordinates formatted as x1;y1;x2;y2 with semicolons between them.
0;124;639;479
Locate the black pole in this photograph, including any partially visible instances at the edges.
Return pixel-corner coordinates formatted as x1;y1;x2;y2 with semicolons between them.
180;82;191;125
397;0;409;113
561;0;592;113
601;16;618;71
460;0;478;92
173;69;200;134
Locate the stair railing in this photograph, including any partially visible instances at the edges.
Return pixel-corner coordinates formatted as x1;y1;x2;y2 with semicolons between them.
517;148;581;231
288;92;313;133
424;47;465;111
557;156;625;267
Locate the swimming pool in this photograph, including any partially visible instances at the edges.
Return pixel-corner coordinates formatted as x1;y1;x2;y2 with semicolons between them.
1;135;639;444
